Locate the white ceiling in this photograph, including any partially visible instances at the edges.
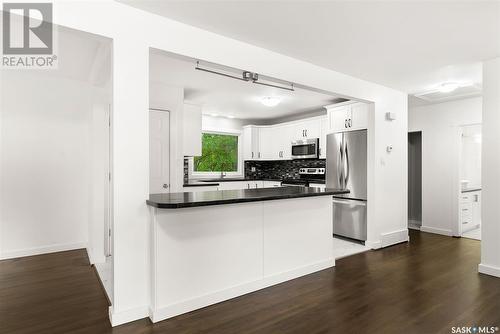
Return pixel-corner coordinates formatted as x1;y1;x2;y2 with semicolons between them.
150;50;342;120
120;0;500;99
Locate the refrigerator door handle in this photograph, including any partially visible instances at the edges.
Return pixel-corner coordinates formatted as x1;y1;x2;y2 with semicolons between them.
338;138;344;188
344;140;350;186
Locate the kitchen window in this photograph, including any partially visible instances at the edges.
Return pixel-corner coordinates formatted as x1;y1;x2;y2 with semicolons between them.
191;131;243;177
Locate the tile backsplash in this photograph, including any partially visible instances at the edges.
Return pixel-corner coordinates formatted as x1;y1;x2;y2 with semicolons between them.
244;159;325;180
183;157;326;181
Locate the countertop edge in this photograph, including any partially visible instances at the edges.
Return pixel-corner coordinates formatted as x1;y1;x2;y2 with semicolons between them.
147;190;348;209
183;182;220;187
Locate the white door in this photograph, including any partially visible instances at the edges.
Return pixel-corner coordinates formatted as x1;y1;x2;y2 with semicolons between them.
149;110;170;194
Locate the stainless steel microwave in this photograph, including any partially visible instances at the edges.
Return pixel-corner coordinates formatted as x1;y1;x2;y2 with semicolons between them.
291;138;319;159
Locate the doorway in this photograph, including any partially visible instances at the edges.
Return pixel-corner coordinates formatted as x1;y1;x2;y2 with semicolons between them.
459;124;482;240
408;132;422;230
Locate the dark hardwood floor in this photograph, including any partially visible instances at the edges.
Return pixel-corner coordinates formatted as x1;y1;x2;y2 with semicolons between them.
1;230;499;334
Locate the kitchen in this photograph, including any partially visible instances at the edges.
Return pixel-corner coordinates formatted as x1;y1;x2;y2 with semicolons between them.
150;51;372;241
147;50;373;321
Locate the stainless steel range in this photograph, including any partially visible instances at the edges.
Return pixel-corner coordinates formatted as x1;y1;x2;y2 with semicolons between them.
281;167;325;187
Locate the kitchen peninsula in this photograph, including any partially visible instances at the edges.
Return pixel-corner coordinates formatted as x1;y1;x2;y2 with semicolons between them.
146;187;348;323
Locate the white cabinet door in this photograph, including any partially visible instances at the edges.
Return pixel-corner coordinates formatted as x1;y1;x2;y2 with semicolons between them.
183;103;202;157
319;117;328;159
263;181;282;188
280;125;294;160
350;103;369;130
471;191;481;226
149;110;170;194
272;125;293;160
243;126;261;160
329;105;351;132
218;181;249;190
182;186;219;192
328;103;368;132
259;127;277;160
293;119;321;139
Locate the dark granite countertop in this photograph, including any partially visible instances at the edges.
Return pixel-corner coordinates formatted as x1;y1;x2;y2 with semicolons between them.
147;187;349;209
462;188;482;193
183;178;283;187
183;181;220;187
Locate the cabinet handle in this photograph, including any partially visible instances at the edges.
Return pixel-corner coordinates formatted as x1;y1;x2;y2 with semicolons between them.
252;152;254;159
258;152;261;158
349;118;352;127
305;129;308;137
345;119;348;128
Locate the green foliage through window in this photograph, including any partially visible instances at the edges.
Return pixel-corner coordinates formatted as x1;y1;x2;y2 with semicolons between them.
194;133;238;172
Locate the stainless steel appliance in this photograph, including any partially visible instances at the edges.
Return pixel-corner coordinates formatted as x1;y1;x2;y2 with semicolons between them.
291;138;319;159
281;167;325;187
326;130;367;241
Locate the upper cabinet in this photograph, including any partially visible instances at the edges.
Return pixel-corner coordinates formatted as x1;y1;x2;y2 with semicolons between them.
326;102;369;132
293;119;321;139
243;117;326;161
183;103;202;157
243;125;261;160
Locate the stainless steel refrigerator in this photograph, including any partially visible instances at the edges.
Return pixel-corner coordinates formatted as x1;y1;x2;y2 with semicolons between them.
326;130;367;241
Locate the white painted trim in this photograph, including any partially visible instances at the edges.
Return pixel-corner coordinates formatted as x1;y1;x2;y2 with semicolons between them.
150;258;334;323
86;247;106;265
109;305;149;327
0;242;87;260
365;240;382;249
190;128;244;178
420;226;453;236
478;263;500;278
380;229;409;248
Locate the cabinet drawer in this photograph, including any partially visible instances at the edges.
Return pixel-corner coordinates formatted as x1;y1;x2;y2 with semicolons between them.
460;194;472;203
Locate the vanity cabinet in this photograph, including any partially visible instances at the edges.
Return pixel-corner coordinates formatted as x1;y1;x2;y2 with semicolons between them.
460;190;481;233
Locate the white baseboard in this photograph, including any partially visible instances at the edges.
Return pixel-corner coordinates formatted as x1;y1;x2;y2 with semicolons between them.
420;226;452;236
0;242;87;260
109;305;149;327
381;229;409;248
150;258;335;324
365;240;382;249
478;263;500;278
86;247;106;265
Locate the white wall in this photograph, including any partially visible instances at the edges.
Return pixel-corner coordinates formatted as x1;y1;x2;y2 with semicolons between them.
479;57;500;278
409;97;482;236
36;0;408;325
202;115;248;131
1;71;92;258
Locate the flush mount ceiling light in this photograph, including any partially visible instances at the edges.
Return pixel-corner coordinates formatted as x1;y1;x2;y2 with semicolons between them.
437;82;460;93
261;97;281;107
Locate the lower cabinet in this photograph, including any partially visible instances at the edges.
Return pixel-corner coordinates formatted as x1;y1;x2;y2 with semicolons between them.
183;186;219;192
263;181;282;188
460;190;481;233
218;181;264;190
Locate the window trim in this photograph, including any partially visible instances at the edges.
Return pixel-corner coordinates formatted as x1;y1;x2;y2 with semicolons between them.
190;128;243;179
